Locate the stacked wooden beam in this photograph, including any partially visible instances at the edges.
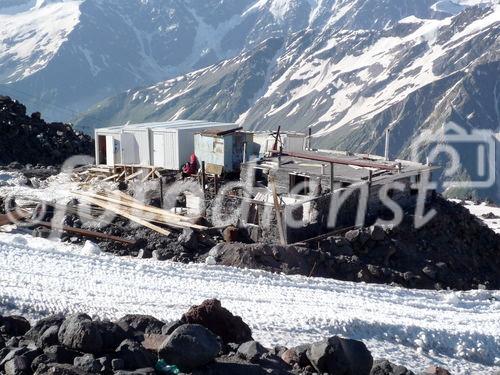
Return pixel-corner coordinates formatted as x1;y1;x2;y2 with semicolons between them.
73;190;208;236
71;165;166;183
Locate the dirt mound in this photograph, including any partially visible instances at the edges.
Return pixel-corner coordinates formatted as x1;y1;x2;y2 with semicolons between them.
0;96;93;166
212;196;500;290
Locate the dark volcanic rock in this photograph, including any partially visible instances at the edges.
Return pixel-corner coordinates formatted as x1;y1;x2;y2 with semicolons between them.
370;359;415;374
181;299;252;344
307;336;373;375
116;315;164;336
43;346;82;365
158;324;221;371
0;316;31;337
280;344;311;368
237;341;267;362
177;228;198;251
57;314;103;354
0;96;93;166
37;326;60;349
95;320;127;352
34;362;89;375
25;315;64;344
115;340;155;370
73;354;102;373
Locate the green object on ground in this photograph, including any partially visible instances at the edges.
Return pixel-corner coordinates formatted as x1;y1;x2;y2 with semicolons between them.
155;359;180;374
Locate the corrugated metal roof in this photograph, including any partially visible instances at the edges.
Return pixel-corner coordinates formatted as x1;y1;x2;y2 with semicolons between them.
95;120;237;132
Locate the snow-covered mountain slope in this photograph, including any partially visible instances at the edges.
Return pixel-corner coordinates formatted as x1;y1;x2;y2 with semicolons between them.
0;1;81;82
1;0;493;120
75;2;499;200
0;231;499;374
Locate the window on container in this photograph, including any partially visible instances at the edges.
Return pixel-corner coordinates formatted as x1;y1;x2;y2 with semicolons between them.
289;174;310;195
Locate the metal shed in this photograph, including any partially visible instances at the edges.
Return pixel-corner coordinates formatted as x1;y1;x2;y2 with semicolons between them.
94;120;237;170
194;128;253;173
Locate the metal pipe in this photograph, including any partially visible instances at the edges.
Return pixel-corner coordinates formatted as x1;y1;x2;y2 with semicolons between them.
330;162;334;191
201;161;206;196
384;128;391;161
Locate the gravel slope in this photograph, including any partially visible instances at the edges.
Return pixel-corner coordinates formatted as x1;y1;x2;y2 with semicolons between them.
0;232;498;374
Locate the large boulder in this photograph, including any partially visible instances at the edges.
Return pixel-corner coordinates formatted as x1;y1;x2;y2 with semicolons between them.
116;315;164;336
0;316;31;337
158;324;221;371
181;299;252;344
95;321;127;352
58;314;103;354
370;359;415;375
4;355;33;375
2;349;41;375
306;336;373;375
37;326;60;348
115;340;155;370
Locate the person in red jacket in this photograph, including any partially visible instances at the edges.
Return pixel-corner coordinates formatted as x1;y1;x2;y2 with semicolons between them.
182;153;198;175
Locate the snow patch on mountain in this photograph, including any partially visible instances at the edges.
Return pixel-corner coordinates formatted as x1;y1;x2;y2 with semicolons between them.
0;0;82;82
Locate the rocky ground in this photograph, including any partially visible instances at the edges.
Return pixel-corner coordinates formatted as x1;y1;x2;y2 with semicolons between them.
0;96;93;166
42;193;500;291
0;299;452;375
211;196;500;291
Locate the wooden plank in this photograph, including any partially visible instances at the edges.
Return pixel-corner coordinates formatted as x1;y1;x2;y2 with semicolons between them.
270;178;286;245
102;173;120;182
154;170;162;179
116;171;126;181
125;170;143;181
141;169;155;182
74;191;207;230
33;221;137;245
78;191;206;228
77;195;171;236
89;167;112;173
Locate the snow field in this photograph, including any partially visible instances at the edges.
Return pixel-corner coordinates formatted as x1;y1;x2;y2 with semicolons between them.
0;232;499;374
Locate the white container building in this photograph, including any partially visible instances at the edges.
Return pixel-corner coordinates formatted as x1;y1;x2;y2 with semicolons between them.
252;131;306;156
94;120;236;170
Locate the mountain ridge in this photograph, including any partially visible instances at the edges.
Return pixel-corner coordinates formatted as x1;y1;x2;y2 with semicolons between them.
2;0;493;119
73;1;499;200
